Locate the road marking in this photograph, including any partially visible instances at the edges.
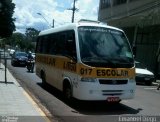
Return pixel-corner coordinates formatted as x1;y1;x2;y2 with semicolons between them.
23;91;50;122
144;87;157;90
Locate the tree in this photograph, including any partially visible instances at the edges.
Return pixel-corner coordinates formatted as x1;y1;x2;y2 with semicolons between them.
25;28;40;52
9;32;36;51
3;32;26;50
1;28;40;51
25;28;40;42
11;33;26;49
0;0;15;38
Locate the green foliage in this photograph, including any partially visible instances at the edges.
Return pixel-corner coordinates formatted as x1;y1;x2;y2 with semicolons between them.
0;0;16;38
25;28;40;42
2;28;40;52
11;32;26;48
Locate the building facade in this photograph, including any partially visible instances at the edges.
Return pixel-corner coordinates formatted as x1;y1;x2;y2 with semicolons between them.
98;0;160;76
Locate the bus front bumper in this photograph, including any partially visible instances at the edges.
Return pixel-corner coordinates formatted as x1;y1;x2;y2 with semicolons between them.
72;80;136;101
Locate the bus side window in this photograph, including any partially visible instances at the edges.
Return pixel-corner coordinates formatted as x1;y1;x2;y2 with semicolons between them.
36;37;41;53
56;33;66;55
37;37;44;53
42;36;49;54
66;31;77;60
46;35;51;54
49;34;56;55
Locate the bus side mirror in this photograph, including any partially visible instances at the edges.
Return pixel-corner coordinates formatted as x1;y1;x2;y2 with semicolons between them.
132;46;136;57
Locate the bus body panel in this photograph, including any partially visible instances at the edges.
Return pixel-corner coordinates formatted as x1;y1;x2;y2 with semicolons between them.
35;20;136;101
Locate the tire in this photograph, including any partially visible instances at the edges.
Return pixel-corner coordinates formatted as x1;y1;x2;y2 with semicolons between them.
63;83;72;101
157;84;160;90
145;81;152;86
27;65;30;72
11;61;15;66
41;72;46;86
31;64;34;73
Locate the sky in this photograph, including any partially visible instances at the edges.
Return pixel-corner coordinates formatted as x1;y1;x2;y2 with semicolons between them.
12;0;99;33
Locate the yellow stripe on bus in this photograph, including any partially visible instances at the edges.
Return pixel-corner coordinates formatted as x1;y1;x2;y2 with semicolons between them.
36;54;135;78
77;63;135;78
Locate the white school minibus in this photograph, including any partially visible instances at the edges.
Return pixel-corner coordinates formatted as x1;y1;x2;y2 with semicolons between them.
35;20;136;102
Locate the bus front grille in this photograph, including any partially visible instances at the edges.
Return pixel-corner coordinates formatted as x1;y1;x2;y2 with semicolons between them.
99;79;128;85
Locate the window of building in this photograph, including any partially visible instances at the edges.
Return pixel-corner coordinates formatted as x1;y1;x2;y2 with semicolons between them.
100;0;111;9
113;0;127;6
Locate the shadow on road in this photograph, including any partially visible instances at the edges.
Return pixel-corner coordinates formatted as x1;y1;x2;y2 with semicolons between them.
37;83;141;115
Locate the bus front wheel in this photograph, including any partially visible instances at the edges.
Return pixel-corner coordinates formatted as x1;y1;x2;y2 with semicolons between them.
63;82;72;101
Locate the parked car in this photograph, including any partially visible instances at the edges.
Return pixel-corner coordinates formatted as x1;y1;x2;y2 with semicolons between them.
135;61;155;85
11;52;28;67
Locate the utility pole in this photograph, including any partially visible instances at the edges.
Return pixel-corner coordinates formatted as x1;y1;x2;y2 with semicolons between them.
68;0;78;23
52;19;54;28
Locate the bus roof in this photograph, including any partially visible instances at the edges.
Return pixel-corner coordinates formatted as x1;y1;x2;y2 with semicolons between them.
39;20;123;36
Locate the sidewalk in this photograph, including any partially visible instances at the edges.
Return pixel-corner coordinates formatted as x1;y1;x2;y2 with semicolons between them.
0;63;49;122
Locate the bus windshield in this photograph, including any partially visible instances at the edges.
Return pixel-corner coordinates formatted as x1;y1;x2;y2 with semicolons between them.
78;26;134;68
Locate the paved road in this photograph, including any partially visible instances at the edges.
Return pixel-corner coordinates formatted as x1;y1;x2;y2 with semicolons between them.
6;60;160;122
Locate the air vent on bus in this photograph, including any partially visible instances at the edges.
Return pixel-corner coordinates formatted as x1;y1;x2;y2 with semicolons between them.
78;19;107;25
102;90;123;96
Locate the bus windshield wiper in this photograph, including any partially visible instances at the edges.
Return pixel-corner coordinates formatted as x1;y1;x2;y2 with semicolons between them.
82;57;118;67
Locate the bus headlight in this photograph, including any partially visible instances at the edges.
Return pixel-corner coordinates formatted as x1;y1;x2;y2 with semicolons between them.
81;78;96;82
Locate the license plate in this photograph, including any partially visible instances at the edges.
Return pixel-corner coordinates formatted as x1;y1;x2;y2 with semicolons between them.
107;97;120;102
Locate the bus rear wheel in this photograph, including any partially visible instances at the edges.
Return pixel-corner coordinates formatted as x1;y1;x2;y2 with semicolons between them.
41;72;46;86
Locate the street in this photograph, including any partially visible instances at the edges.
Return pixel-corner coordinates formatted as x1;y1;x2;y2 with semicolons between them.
6;60;160;122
